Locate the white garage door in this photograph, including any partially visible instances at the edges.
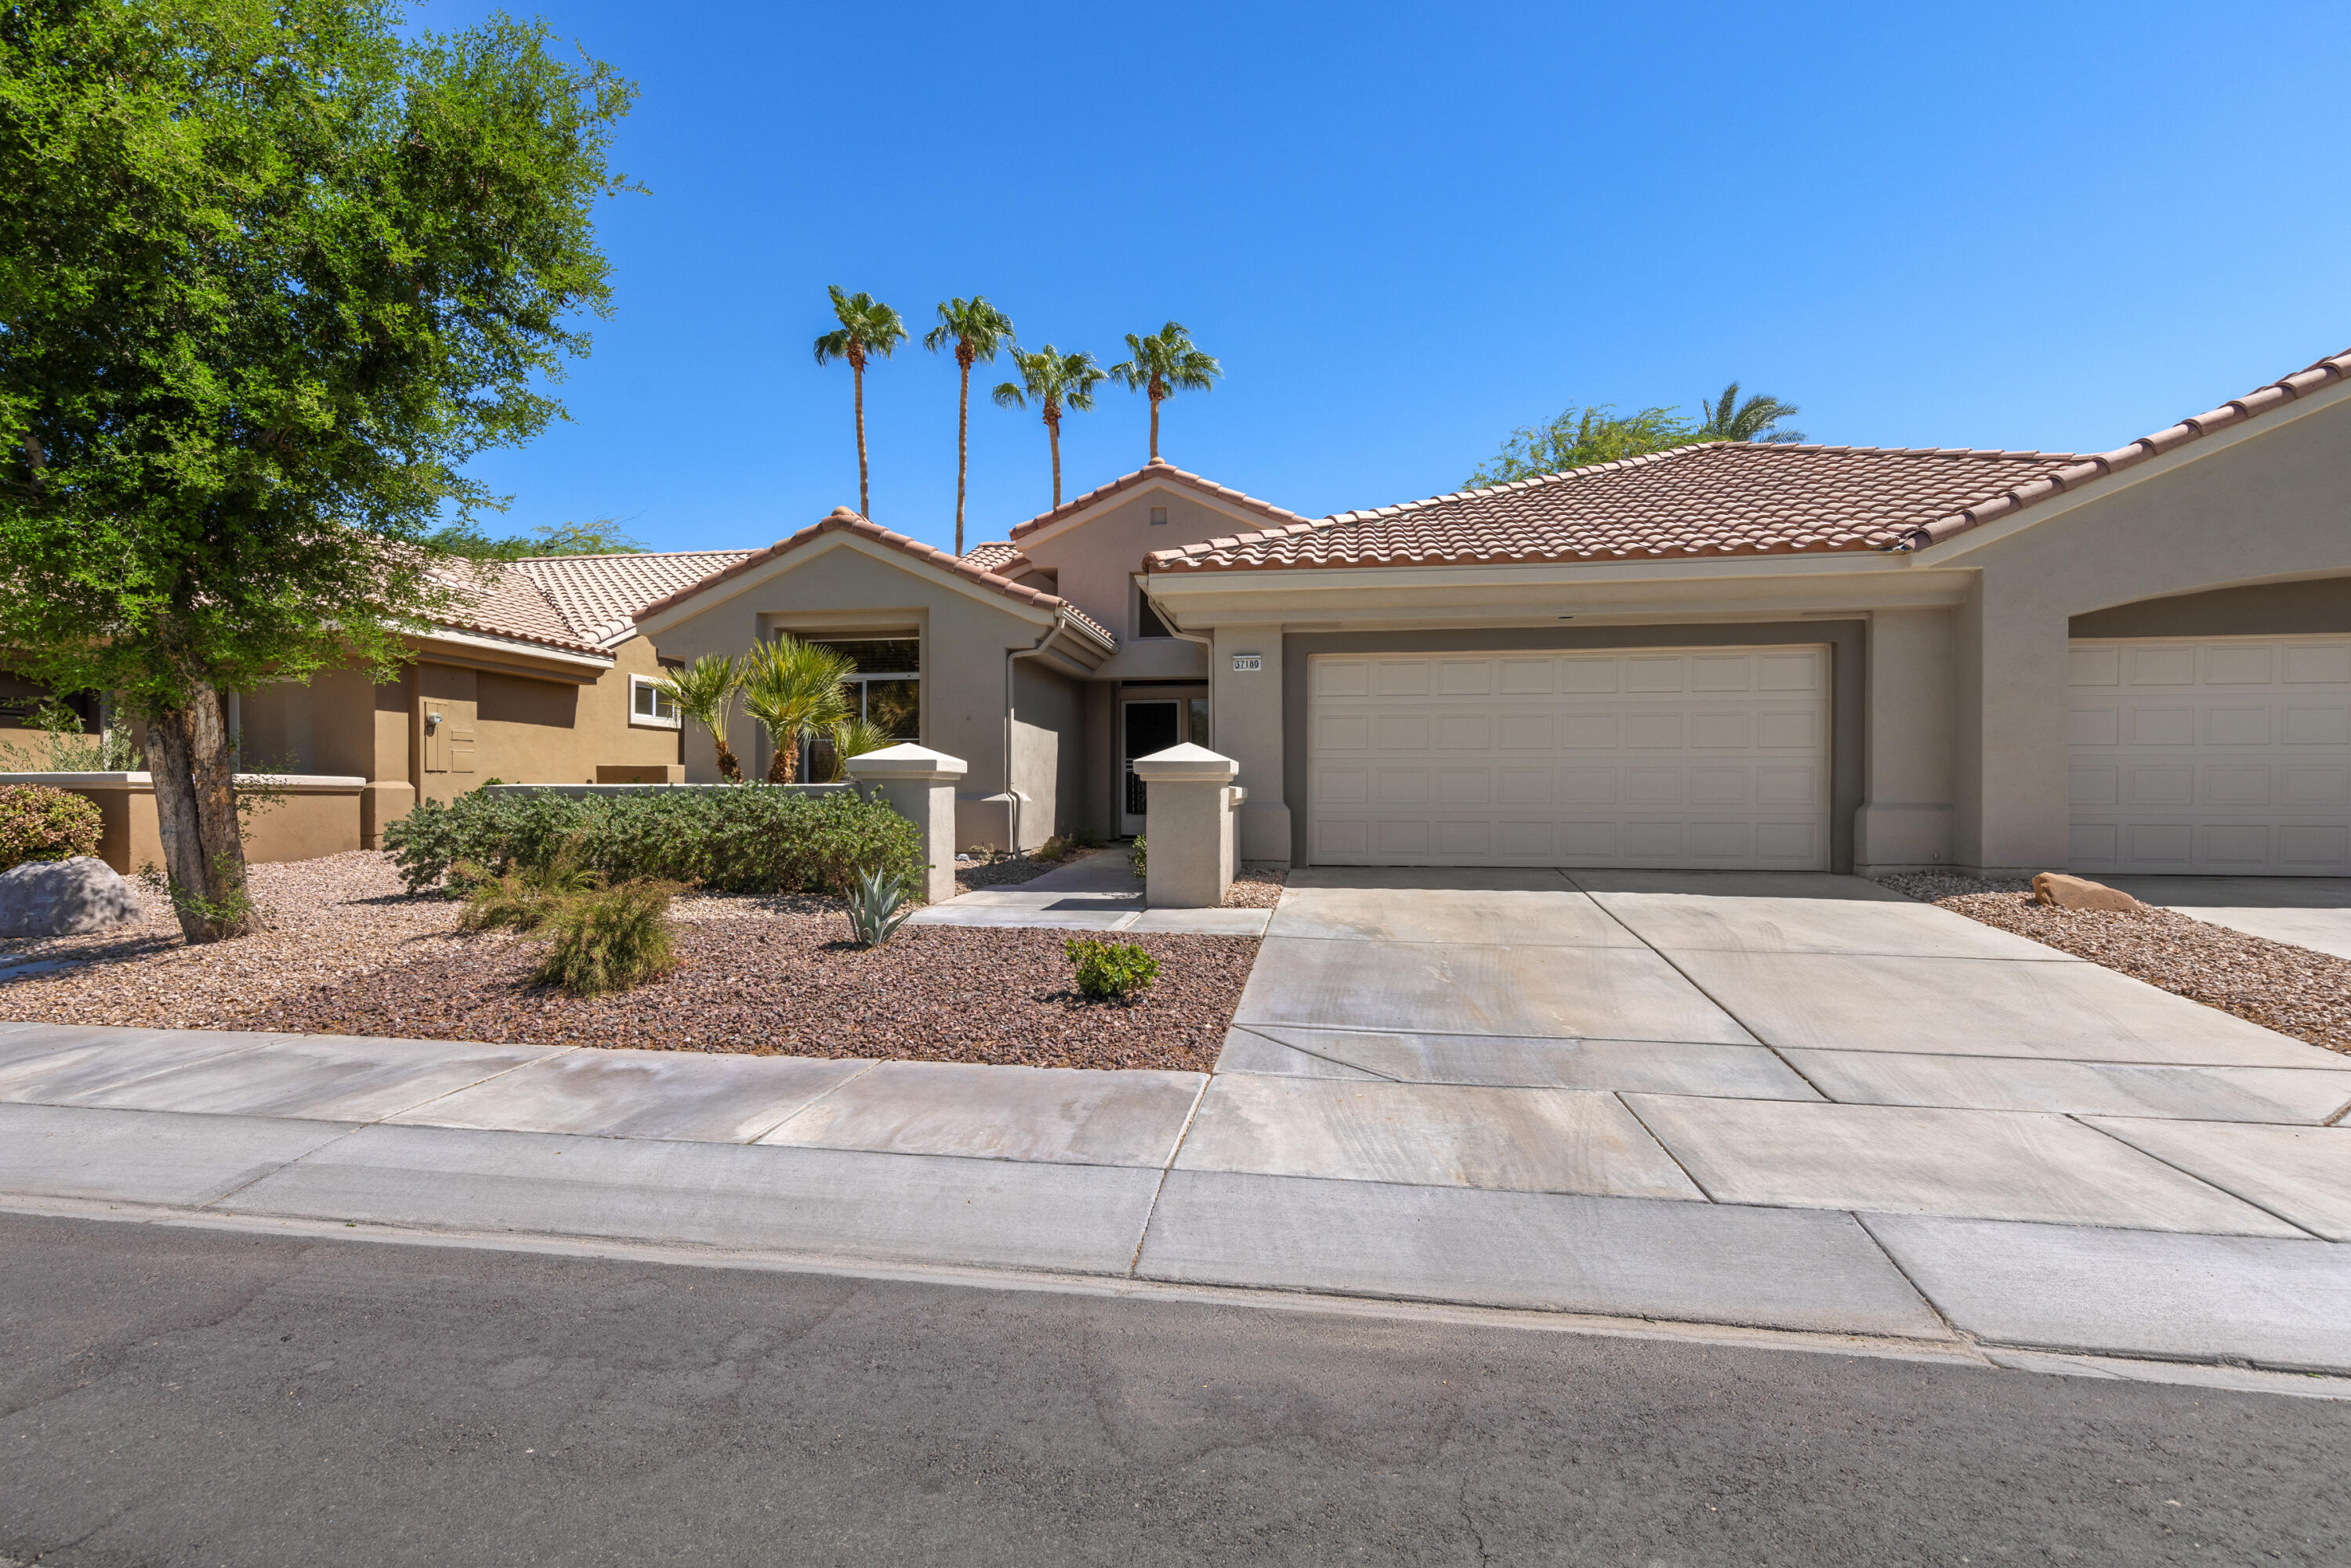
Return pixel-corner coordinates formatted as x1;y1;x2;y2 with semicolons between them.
2068;636;2351;875
1306;646;1831;869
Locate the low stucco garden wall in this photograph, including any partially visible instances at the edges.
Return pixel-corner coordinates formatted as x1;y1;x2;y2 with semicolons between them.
0;773;369;875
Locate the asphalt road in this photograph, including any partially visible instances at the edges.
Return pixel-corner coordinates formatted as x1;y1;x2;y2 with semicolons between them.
1;1211;2344;1566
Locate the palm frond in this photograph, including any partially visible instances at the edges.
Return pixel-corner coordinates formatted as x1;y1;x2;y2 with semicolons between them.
813;284;907;366
923;295;1016;360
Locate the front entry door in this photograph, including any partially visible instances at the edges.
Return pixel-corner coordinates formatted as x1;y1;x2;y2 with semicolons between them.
1121;700;1181;836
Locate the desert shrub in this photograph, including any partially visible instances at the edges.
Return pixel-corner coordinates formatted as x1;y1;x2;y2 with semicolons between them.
1128;834;1147;879
458;853;599;933
1066;936;1159;1002
843;865;915;948
532;878;680;995
384;786;924;897
0;784;103;869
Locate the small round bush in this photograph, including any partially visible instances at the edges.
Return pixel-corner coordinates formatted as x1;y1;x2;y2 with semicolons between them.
0;784;103;870
1066;936;1160;1002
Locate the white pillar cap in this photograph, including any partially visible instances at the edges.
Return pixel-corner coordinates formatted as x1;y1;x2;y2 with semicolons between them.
1130;742;1238;784
842;743;968;783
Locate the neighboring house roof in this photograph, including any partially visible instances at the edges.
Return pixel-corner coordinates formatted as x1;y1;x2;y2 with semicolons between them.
1147;346;2351;573
514;550;757;646
1894;346;2351;551
961;541;1025;574
635;508;1118;647
1007;458;1317;541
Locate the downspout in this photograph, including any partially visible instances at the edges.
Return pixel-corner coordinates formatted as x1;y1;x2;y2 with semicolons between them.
1003;612;1066;853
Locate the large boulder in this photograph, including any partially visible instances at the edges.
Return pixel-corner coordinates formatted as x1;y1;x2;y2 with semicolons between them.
0;856;143;937
2031;872;2143;913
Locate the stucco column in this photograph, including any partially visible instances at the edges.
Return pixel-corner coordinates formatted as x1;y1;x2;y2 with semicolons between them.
844;743;966;903
1853;607;1958;874
1132;743;1240;908
1210;625;1288;863
1954;573;2074;877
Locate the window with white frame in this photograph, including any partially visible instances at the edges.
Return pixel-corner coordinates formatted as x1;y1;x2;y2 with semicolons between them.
629;674;680;728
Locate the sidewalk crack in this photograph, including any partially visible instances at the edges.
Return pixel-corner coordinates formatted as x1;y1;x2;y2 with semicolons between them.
1125;1072;1214;1279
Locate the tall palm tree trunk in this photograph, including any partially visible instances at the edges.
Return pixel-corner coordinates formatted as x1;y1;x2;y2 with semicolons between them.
1045;404;1063;508
851;347;870;516
954;351;973;556
1147;391;1161;459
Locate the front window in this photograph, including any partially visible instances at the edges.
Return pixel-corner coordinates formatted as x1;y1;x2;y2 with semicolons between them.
629;675;679;728
796;636;920;780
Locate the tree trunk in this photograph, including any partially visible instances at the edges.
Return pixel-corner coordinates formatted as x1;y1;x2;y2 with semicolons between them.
852;352;870;517
146;686;255;943
766;732;799;784
955;360;971;556
1046;405;1063;508
1148;393;1161;460
712;734;743;783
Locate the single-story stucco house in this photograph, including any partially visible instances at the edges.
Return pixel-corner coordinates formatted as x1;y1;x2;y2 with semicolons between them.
630;343;2351;878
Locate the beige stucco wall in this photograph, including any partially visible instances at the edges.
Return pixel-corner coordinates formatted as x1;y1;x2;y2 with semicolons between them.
640;536;1097;850
1853;607;1958;874
16;776;366;875
1947;386;2351;875
1013;480;1254;683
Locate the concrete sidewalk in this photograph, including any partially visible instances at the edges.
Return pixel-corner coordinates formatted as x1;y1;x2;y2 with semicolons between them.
3;1009;2349;1384
911;850;1270;934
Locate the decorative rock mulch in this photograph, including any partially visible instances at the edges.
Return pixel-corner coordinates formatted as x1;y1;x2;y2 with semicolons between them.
1226;863;1288;909
1878;873;2351;1056
254;916;1256;1072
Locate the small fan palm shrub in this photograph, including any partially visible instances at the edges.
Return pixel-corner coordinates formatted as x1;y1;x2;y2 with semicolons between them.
827;716;892;781
1067;937;1158;1002
532;877;681;995
844;865;915;948
740;636;856;783
656;654;746;782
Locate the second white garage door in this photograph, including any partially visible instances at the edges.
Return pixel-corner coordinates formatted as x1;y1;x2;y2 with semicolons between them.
1306;646;1831;869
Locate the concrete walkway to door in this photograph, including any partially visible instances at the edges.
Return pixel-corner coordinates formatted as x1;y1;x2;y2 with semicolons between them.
1197;866;2351;1371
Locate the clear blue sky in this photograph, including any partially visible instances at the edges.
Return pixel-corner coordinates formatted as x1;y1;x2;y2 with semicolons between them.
436;0;2351;556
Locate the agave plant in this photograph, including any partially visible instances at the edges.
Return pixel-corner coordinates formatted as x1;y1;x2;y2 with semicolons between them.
844;864;914;948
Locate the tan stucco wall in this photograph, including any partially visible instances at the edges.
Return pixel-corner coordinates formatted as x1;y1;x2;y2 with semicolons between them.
1853;607;1958;874
641;537;1088;850
1014;481;1244;682
1948;387;2351;875
34;778;365;875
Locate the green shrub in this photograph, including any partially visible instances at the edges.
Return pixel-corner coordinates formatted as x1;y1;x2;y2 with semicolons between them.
1128;835;1147;880
1066;936;1159;1002
0;784;103;869
383;785;924;897
844;865;914;948
532;878;680;995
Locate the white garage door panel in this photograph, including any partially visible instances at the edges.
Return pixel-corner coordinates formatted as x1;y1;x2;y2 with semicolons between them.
1308;647;1831;869
2068;636;2351;876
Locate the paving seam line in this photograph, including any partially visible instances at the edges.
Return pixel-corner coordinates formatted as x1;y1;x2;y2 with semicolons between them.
2061;1114;2332;1240
350;1041;584;1126
739;1058;886;1146
1221;1023;1404;1082
1607;1091;1722;1202
1125;1073;1214;1279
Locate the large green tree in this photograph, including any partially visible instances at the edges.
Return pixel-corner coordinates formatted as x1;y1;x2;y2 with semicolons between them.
1110;321;1219;462
0;0;636;940
993;346;1105;509
922;296;1015;557
813;287;907;520
428;517;648;562
1463;404;1703;488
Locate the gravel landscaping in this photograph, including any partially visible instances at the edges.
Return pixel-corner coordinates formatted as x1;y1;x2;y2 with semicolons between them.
1227;863;1288;909
1;851;1259;1071
255;915;1252;1070
1879;873;2351;1056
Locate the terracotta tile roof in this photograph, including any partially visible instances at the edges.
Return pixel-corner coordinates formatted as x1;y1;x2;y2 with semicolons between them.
1148;346;2351;574
1146;443;2085;570
635;509;1117;649
515;550;757;646
961;541;1024;574
425;562;606;656
1007;458;1317;541
1895;346;2351;551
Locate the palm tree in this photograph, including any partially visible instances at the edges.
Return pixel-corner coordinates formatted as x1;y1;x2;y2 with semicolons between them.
923;296;1016;557
740;636;857;784
653;654;745;782
992;346;1107;509
827;716;892;781
1697;382;1806;444
813;287;909;517
1110;321;1221;462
